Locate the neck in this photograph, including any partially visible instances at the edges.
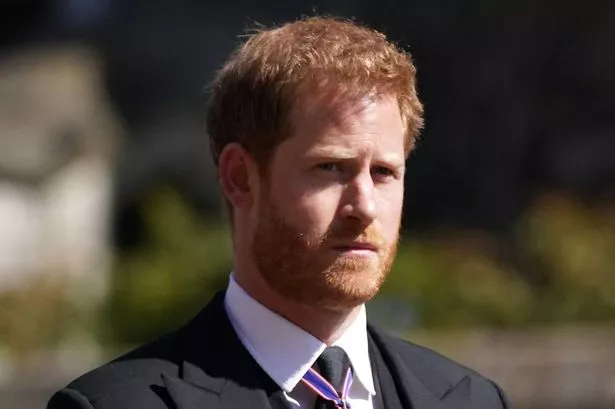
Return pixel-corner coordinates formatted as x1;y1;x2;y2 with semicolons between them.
233;266;361;345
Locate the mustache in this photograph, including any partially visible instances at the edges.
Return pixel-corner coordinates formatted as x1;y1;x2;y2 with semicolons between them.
322;222;388;248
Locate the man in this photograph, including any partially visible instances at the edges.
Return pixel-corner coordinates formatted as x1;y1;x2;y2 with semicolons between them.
48;17;508;409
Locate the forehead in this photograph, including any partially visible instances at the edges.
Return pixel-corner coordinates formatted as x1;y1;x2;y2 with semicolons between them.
286;92;405;152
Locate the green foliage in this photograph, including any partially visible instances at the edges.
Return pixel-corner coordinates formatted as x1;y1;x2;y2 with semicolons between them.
104;187;232;344
379;194;615;329
517;195;615;323
380;233;534;328
0;277;78;360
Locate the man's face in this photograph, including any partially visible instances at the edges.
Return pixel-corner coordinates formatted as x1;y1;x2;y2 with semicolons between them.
250;94;406;312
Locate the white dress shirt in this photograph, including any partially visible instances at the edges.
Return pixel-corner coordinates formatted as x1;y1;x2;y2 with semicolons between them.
224;275;376;409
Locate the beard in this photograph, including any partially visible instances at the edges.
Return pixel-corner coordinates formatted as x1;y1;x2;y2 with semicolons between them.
250;192;399;312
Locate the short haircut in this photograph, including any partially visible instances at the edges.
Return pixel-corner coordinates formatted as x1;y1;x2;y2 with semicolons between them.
206;16;424;172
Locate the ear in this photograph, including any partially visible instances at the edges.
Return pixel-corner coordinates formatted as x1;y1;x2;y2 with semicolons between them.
218;143;259;212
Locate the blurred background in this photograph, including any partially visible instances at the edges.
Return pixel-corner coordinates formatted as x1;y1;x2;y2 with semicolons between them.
1;0;614;407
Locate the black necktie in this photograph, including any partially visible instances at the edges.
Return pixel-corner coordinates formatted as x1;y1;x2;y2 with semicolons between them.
313;346;351;409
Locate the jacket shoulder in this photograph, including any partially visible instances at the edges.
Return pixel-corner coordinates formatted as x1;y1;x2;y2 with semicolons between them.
383;330;481;379
48;293;229;409
370;326;509;407
49;331;184;409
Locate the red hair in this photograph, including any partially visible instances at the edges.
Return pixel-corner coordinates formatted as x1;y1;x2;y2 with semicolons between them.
207;16;423;169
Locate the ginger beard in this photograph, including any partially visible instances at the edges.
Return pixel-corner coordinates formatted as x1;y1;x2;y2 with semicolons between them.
251;189;399;312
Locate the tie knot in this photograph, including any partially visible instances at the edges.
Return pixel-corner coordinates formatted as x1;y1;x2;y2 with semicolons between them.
316;346;351;392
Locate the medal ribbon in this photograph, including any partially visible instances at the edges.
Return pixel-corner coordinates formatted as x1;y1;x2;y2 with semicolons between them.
300;366;353;408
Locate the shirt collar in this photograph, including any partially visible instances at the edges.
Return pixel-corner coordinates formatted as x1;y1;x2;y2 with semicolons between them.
224;274;376;395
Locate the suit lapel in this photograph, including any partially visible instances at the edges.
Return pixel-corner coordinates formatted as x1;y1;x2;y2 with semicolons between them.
368;325;471;409
161;367;222;409
163;292;478;409
161;292;285;409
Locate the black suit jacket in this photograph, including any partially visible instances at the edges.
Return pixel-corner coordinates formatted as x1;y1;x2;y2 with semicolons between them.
48;292;509;409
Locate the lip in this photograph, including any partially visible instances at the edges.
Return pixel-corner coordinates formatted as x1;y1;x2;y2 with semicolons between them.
332;242;378;252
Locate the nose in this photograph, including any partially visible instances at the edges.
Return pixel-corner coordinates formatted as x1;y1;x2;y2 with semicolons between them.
339;172;377;225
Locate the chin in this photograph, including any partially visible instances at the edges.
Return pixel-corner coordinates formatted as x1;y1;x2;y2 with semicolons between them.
314;270;385;311
260;251;391;312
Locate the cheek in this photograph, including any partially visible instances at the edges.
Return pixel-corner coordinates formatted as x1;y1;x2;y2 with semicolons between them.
378;185;404;233
295;191;341;231
271;176;342;231
299;194;345;233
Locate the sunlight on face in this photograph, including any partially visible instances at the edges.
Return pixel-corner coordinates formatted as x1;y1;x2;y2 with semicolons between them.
251;94;406;311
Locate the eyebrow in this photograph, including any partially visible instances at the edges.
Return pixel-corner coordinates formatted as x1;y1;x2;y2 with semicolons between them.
306;147;405;168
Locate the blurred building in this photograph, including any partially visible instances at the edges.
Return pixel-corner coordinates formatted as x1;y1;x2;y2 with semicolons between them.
0;45;120;302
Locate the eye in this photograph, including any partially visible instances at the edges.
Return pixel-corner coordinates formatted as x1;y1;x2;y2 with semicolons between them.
317;162;342;172
372;166;395;177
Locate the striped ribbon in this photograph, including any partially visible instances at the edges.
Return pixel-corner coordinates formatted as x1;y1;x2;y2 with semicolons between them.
300;366;353;409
